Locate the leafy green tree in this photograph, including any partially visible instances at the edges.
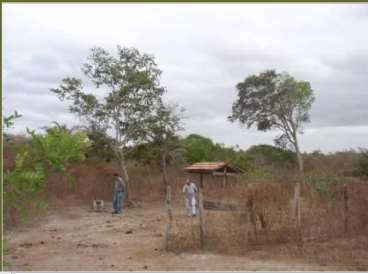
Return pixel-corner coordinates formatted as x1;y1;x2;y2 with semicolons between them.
128;103;184;190
85;130;114;162
127;142;160;166
229;70;314;176
145;103;184;188
213;144;253;172
51;46;166;202
229;70;315;228
229;151;254;172
181;135;254;172
181;134;218;164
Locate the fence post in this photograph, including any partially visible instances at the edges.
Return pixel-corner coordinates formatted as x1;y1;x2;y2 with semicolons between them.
165;185;173;251
198;187;205;249
344;184;349;233
242;208;250;245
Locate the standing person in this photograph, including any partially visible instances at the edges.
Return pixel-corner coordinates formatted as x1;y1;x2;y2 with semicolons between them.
112;173;126;214
182;179;198;217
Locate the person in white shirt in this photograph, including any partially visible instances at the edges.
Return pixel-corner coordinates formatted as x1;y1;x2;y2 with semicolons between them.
182;179;198;217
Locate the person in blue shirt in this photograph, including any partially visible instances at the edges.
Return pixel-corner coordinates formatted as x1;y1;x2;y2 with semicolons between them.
112;173;126;214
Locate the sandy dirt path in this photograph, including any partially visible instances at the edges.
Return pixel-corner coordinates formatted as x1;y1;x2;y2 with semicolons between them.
4;201;338;271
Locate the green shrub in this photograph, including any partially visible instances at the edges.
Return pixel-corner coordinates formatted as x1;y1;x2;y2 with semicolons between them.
181;134;218;163
27;126;91;171
4;151;46;217
4;125;91;220
85;130;114;161
247;144;297;166
242;166;274;182
305;173;342;197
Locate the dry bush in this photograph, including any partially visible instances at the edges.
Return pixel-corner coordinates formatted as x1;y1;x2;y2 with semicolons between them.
167;176;368;256
245;182;293;243
301;177;368;241
45;160;183;204
4;158;173;228
168;180;295;254
205;211;249;254
344;179;368;234
167;217;202;252
304;150;361;177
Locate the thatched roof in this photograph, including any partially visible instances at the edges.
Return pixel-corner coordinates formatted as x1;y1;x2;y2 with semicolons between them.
184;162;241;174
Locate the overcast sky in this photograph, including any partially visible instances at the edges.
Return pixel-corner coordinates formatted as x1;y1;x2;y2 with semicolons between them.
3;4;368;152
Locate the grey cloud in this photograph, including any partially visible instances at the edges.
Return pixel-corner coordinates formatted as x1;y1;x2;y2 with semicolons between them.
302;126;368;152
321;51;368;81
3;4;368;152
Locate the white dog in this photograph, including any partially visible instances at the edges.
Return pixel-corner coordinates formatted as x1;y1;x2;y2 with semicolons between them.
93;200;105;212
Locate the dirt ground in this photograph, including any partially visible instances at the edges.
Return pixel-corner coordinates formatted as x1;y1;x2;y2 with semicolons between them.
3;201;367;271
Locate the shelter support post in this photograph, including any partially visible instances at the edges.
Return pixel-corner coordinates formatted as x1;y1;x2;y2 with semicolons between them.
222;167;228;188
198;186;206;249
199;173;203;188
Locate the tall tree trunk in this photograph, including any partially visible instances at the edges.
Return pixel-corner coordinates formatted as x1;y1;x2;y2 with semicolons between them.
118;150;131;204
161;151;169;192
294;132;304;177
292;133;303;236
112;143;131;204
295;150;304;178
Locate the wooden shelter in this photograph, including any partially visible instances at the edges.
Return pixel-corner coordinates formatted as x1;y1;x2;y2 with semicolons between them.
184;162;241;187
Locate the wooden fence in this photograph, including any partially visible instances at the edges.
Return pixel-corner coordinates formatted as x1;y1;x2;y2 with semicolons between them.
165;183;356;250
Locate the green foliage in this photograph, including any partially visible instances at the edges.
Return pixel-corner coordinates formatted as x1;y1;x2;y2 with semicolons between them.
4;151;46;216
229;70;315;172
4;124;91;220
230;70;314;134
27;126;91;171
181;134;255;172
305;173;342;197
145;103;184;145
4;111;22;145
4;110;22;129
127;103;184;169
127;142;159;166
231;152;254;172
85;130;114;161
181;134;218;164
211;145;254;172
50;46;169;194
243;166;274;182
50;46;166;148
